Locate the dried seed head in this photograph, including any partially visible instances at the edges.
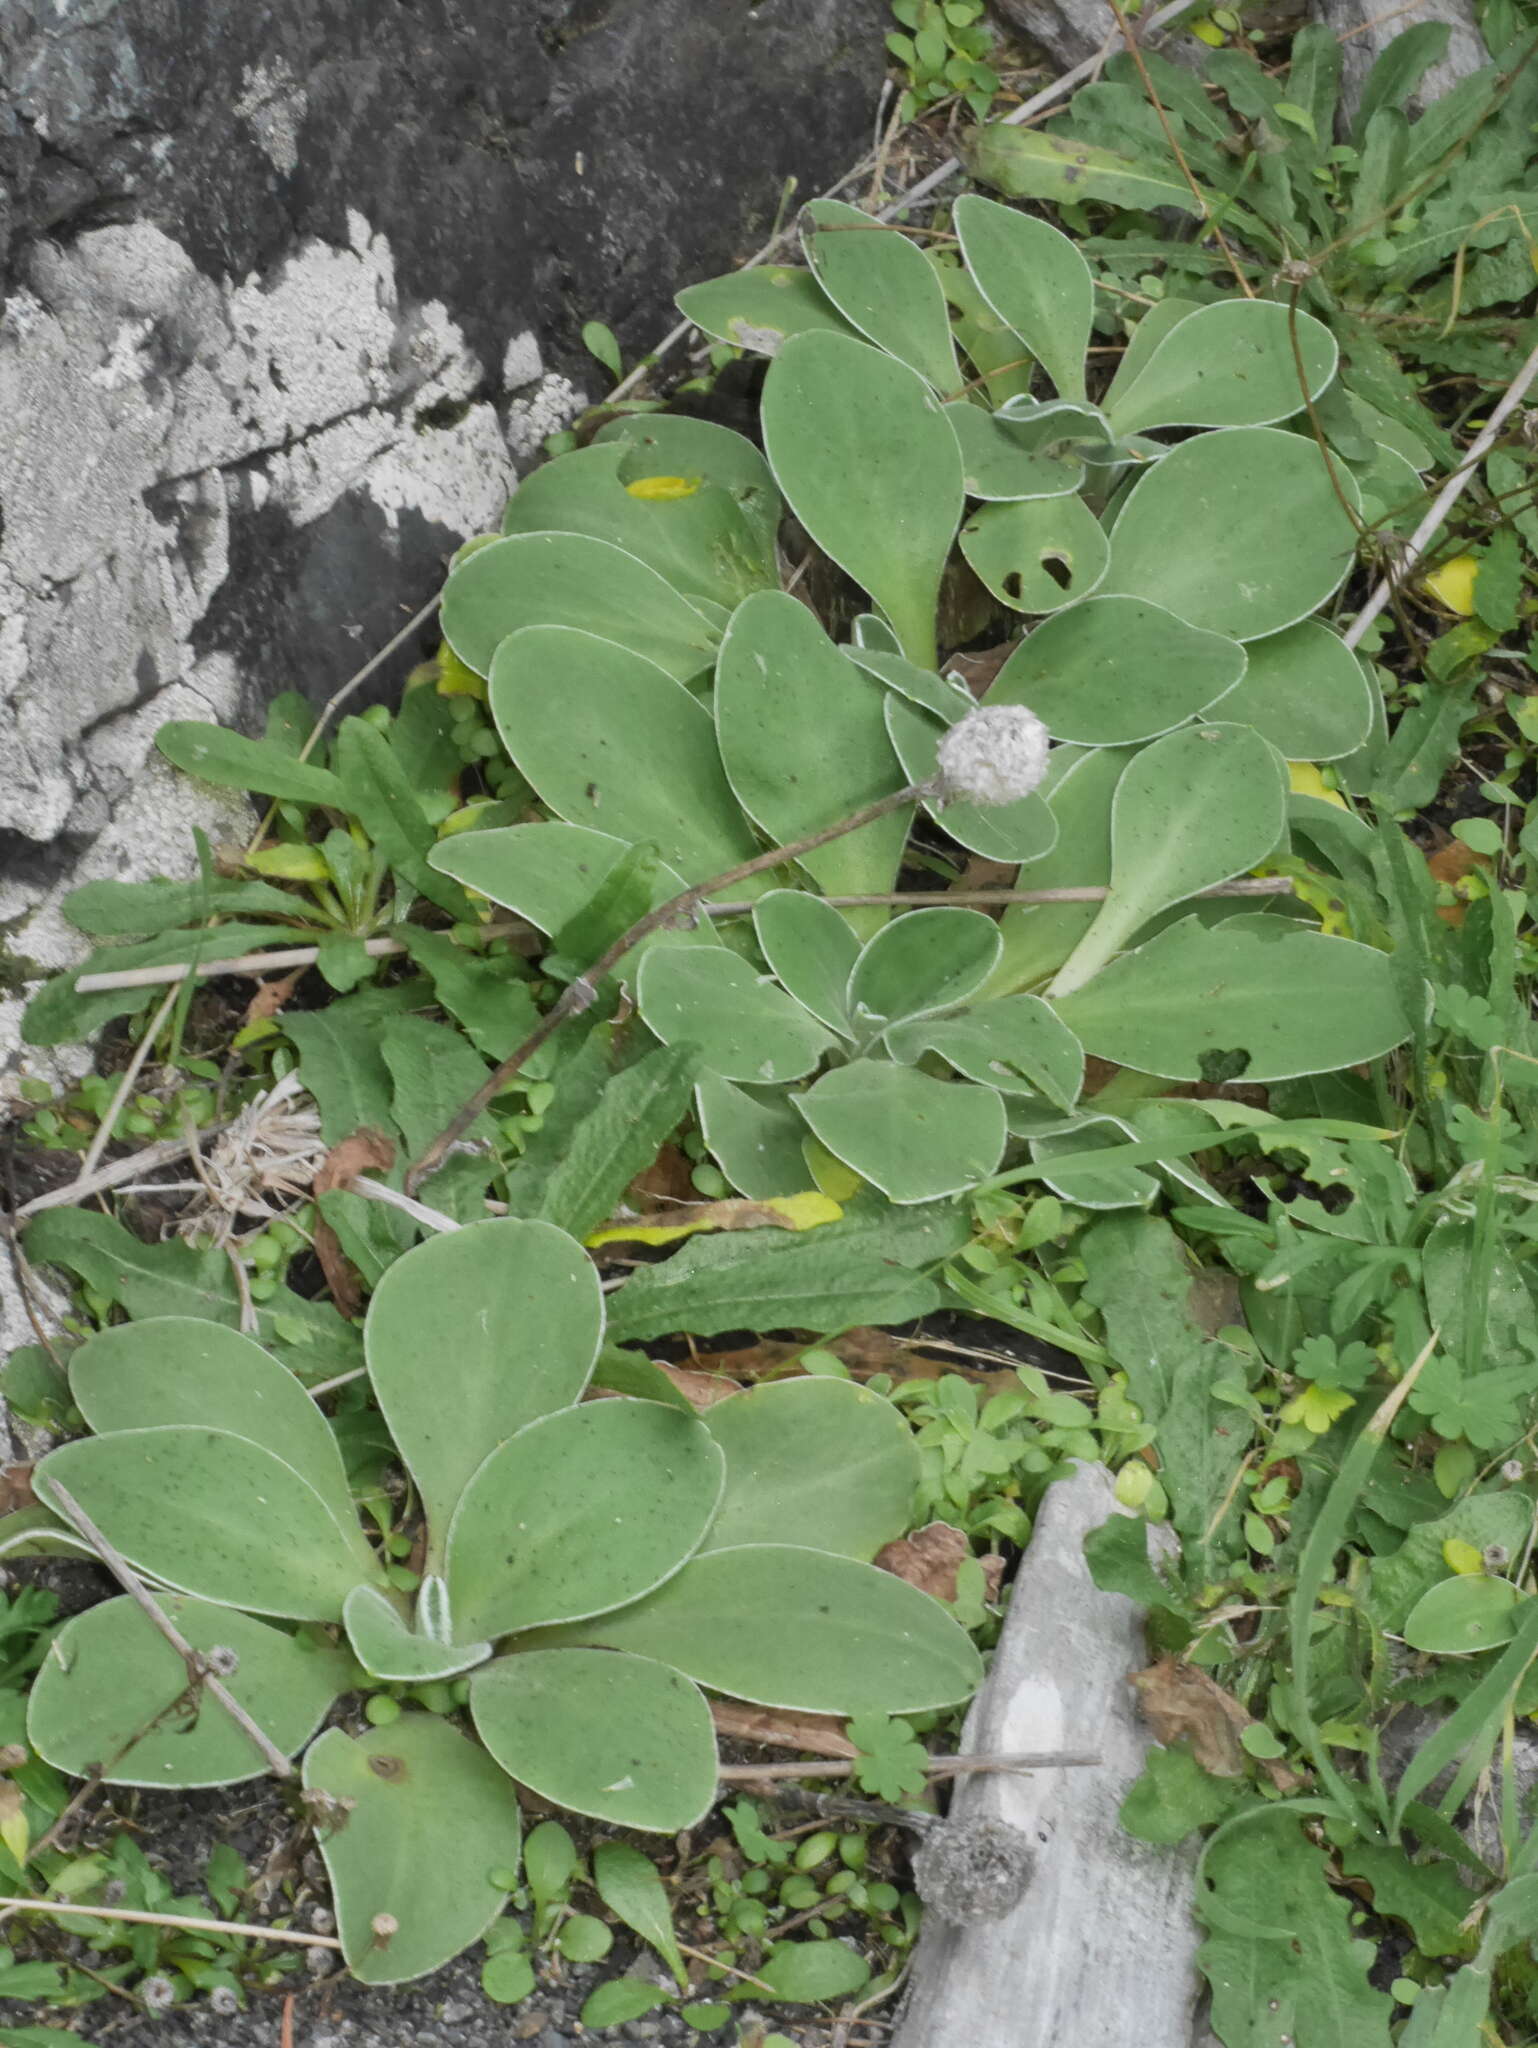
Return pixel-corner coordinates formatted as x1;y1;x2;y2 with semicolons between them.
209;1986;241;2016
1503;1459;1526;1483
934;704;1051;808
1485;1544;1511;1571
204;1645;240;1678
141;1975;177;2012
370;1912;399;1944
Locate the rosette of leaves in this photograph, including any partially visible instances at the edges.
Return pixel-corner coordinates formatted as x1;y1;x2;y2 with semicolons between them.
23;1219;978;1982
424;199;1409;1204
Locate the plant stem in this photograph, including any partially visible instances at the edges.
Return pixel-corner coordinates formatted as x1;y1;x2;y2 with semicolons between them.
715;1749;1100;1782
0;1897;341;1950
404;780;929;1194
42;1481;297;1781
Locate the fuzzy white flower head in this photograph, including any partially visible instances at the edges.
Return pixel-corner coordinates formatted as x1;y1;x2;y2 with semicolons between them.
934;704;1051;807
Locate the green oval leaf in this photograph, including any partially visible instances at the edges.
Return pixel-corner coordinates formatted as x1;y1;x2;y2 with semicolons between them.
753;890;860;1034
597;414;783;561
798;1060;1007;1202
472;1648;717;1831
366;1219;604;1561
1207;619;1374;761
1049;723;1288;997
802;200;959;391
888;994;1084;1110
28;1595;349;1788
441;533;720;681
945;401;1084;501
959;493;1110;613
985;595;1246;745
1104;299;1338;436
761;332;964;666
446;1401;724;1639
953;194;1093;403
303;1713;522;1984
1102;426;1360;640
35;1427;376;1621
636;946;838;1082
704;1379;919;1558
694;1072;816;1200
675;264;858;353
848;907;1003;1035
556;1544;983;1713
342;1585;491;1684
1403;1576;1523;1657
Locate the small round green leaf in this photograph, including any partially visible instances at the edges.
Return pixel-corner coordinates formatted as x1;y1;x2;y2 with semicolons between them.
959;493;1110;613
703;1379;919;1558
482;1949;537;2004
1208;619;1374;761
446;1400;724;1640
1101;426;1360;640
303;1713;522;1984
28;1595;349;1788
798;1060;1007;1202
556;1544;983;1713
1103;299;1338;436
984;596;1246;745
636;946;838;1083
471;1648;717;1831
1403;1577;1523;1657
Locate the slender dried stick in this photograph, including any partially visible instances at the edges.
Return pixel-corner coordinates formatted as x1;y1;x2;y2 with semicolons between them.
76;933;411;994
0;1897;341;1950
43;1480;296;1781
405;780;931;1193
706;879;1292;914
1343;336;1538;651
716;1749;1100;1783
15;1123;235;1219
73;984;180;1184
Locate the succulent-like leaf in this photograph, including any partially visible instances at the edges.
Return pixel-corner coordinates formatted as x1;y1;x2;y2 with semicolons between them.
888;995;1085;1111
471;1648;717;1831
761;332;964;666
595;414;783;563
983;596;1247;745
441;533;720;682
68;1319;370;1570
635;946;837;1083
365;1219;604;1563
847;908;1003;1038
28;1594;350;1789
798;1060;1007;1203
694;1073;815;1200
499;443;773;607
1049;724;1289;997
1101;426;1361;640
752;890;860;1034
991;745;1131;991
953;195;1093;403
34;1427;379;1621
959;491;1111;613
801;199;959;392
303;1713;522;1985
715;593;912;912
1204;619;1375;761
1053;914;1409;1082
446;1400;724;1641
945;401;1083;501
1103;299;1338;436
675;264;859;352
844;643;973;722
551;1544;983;1712
702;1380;918;1558
883;698;1058;864
342;1585;491;1684
490;626;760;884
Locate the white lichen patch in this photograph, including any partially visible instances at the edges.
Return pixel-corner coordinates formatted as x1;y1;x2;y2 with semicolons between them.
233;58;309;175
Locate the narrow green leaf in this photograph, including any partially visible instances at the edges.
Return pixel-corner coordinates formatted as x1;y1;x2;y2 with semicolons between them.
155;723;344;807
592;1841;689;1988
953;195;1093;402
802;199;958;391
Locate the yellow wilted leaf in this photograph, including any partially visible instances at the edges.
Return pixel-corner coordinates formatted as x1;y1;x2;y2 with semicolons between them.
804;1138;864;1202
1442;1538;1485;1576
1190;16;1226;44
586;1191;841;1248
1280;1384;1356;1433
0;1780;28;1869
1423;554;1479;616
247;843;332;881
625;474;701;502
436;642;487;699
1287;762;1347;809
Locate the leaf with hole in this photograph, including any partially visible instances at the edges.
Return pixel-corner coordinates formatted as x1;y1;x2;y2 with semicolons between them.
984;596;1246;745
27;1595;350;1789
1102;426;1361;640
953;195;1092;403
798;1059;1006;1202
636;946;838;1082
959;493;1110;613
471;1649;717;1832
303;1713;522;1985
801;199;958;391
1049;724;1288;996
761;332;964;665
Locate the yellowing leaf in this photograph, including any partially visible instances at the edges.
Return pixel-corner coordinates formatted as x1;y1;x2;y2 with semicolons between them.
586;1191;841;1247
0;1780;29;1868
1423;554;1479;616
247;843;332;881
1280;1383;1356;1433
1190;16;1226;43
1442;1537;1485;1576
1287;762;1347;809
436;643;488;699
625;475;701;502
804;1138;864;1203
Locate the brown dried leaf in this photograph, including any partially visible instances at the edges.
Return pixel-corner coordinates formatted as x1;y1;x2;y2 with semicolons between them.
875;1521;1004;1605
654;1362;744;1411
1131;1657;1300;1790
0;1465;36;1514
243;969;306;1029
310;1128;396;1321
710;1699;858;1760
946;641;1016;698
627;1143;698;1211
